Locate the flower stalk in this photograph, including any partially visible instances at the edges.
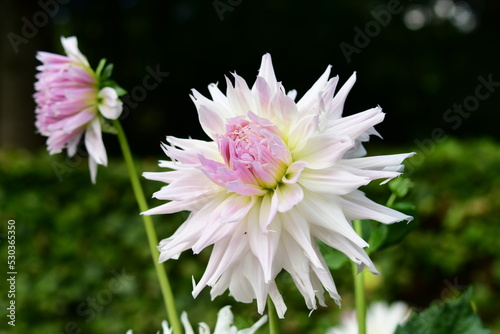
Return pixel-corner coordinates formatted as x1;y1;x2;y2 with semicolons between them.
352;220;367;334
113;119;182;334
386;192;397;207
267;297;280;334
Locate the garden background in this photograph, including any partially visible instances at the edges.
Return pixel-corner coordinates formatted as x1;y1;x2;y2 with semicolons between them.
1;0;499;333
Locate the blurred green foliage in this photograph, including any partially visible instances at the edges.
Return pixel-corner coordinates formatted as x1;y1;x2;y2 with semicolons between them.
365;137;500;333
1;136;499;333
396;288;489;334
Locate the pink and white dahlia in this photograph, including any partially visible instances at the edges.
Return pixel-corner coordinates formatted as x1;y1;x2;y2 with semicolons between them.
144;54;414;317
34;36;123;183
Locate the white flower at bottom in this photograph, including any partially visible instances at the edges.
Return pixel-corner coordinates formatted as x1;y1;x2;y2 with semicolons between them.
143;54;414;317
126;320;170;334
327;301;412;334
183;306;267;334
125;306;267;334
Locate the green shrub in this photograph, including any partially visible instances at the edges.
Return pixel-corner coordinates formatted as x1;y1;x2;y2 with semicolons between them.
1;137;498;332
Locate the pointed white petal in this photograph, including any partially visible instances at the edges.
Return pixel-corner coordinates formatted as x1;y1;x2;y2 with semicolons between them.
191;88;234;120
286;113;319;151
293;134;354;169
160;320;172;334
319;76;340;111
252;76;272;118
213;306;233;333
299;167;370;195
220;195;254;224
298;190;369;248
257;53;279;96
141;197;206;216
197;104;226;138
282;160;308;184
66;131;83;157
225;76;252;116
88;156;97;184
151;181;218;201
198;323;210;334
238;254;269;314
242;314;268;334
192;224;248;297
142;170;187;184
342;190;413;224
259;192;279;231
157;193;232;260
275;182;304;213
268;282;287;318
324;107;385;140
268;90;298;131
208;82;232;111
339;152;416;184
296;65;331;113
166;136;221;161
85;118;107;165
342;141;368;159
312;225;378;274
310;241;342;303
233;73;258;112
340;153;415;170
248;208;281;282
280;233;319;310
61;36;89;66
220;263;254;303
324;72;356;121
180;312;195;334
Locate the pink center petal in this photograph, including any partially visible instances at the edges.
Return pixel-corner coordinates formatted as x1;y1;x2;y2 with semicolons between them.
200;112;292;195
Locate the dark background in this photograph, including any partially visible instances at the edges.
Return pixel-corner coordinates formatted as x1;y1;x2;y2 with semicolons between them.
1;0;499;155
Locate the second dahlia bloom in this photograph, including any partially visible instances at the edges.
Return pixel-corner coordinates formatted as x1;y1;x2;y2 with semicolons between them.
34;36;123;183
144;54;414;317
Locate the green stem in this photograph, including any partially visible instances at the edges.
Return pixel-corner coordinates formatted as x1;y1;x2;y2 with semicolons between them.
113;119;182;334
386;192;397;207
351;220;366;334
267;297;280;334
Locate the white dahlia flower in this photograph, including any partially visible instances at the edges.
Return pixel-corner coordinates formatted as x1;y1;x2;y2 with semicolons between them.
143;54;414;317
327;301;412;334
126;306;267;334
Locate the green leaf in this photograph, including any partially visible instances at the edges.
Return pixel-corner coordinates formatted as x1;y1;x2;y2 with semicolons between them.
379;219;417;250
364;202;416;253
101;63;114;80
367;220;388;252
364;176;417;253
395;288;490;334
95;58;107;78
372;202;417;251
113;85;127;96
389;177;414;199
